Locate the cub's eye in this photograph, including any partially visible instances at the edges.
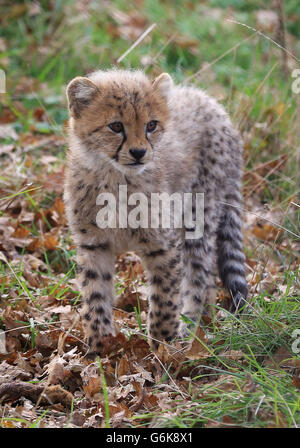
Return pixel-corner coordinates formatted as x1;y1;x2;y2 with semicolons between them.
108;122;123;133
146;120;158;133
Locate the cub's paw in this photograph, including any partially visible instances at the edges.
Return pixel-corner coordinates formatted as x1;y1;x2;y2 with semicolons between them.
85;348;102;361
148;327;178;351
84;328;116;359
178;316;198;339
85;336;110;360
85;330;128;360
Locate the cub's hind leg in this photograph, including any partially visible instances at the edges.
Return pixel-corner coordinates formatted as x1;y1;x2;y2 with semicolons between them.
179;235;217;336
140;244;183;350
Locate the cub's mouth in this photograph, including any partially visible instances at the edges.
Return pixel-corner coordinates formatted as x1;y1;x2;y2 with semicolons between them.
126;162;144;166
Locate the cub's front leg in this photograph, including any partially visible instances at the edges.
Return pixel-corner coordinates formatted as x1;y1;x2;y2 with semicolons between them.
76;241;115;357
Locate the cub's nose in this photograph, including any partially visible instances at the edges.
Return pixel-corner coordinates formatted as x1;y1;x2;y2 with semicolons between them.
129;148;146;162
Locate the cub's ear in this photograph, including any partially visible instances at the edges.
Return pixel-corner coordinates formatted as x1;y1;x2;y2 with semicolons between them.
152;73;173;100
66;76;100;118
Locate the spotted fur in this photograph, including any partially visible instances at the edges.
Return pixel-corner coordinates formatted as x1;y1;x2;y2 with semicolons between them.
64;69;248;355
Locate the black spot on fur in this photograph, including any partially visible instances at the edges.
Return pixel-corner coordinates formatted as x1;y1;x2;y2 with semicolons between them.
151;275;163;285
102;272;112;281
150;294;160;304
77;182;85;191
193;295;202;304
169;258;178;268
145;249;165;257
95;306;104;314
80;241;110;251
89;292;104;302
86;269;98;279
91;321;100;331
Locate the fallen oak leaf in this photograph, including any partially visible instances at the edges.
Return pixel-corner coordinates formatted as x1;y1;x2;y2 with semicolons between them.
185;327;212;360
1;307;28;337
35;331;57;356
97;332;127;357
21;266;41;288
26;237;42;252
53;197;65;218
113;384;135;400
129;387;146;412
292;376;300;389
0;107;17;124
0;361;32;384
144;390;159;410
33;107;46;122
253;223;282;241
83;376;102;399
44;233;59;250
12;227;30;238
71;410;86;427
47;355;66;385
107;402;132;419
156;341;186;367
50;305;72;315
117;355;131;377
124;335;149;359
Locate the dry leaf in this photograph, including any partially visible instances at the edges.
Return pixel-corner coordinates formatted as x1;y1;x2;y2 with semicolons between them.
253;223;282;241
47;356;66;385
185;327;211;360
0;124;18;140
83;376;102;399
242;373;256;393
292;376;300;389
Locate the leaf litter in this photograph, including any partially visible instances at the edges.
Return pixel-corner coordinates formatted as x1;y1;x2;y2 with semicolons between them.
0;115;299;428
0;2;299;429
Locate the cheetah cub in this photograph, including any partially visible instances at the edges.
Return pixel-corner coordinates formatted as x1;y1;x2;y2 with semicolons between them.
64;69;248;357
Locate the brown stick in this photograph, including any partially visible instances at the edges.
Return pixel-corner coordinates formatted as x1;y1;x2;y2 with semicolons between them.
0;382;73;408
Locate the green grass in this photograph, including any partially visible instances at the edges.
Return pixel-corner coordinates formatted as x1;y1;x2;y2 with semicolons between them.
133;285;300;428
0;0;299;429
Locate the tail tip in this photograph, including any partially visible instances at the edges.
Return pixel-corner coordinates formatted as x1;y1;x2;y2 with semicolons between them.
230;290;248;313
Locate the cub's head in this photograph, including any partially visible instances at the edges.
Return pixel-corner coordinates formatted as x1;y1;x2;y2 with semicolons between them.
66;70;172;173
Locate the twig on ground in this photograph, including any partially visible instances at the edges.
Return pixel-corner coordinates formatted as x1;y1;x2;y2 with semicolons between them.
0;382;73;409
